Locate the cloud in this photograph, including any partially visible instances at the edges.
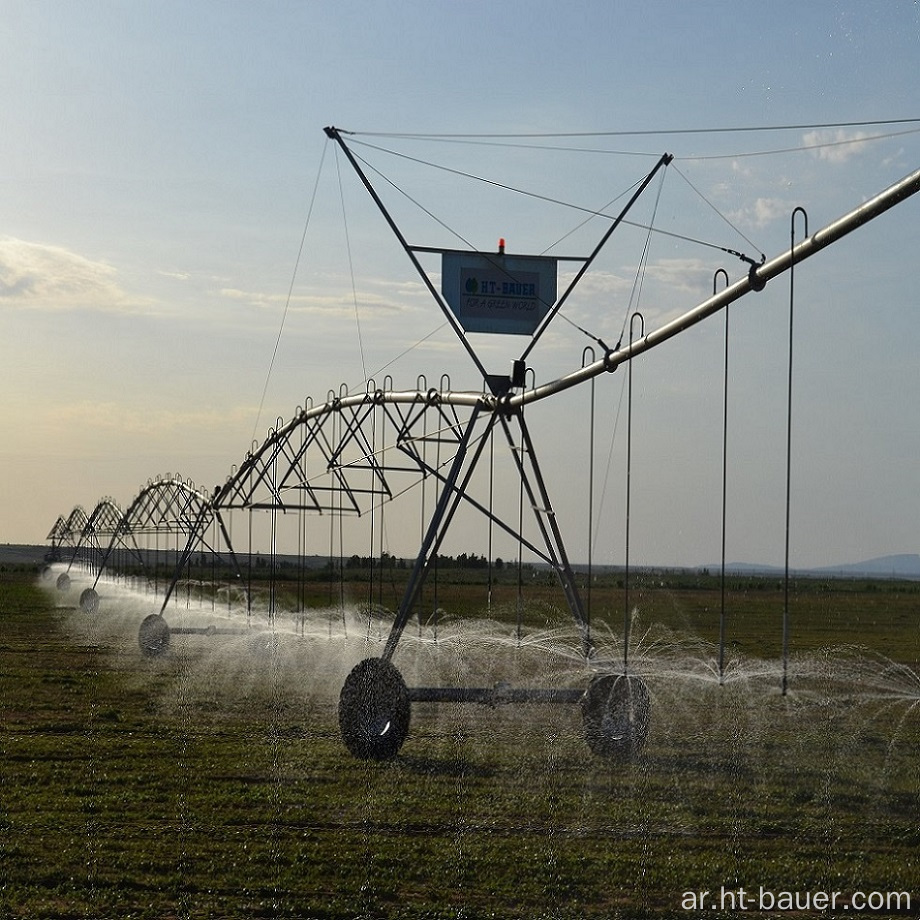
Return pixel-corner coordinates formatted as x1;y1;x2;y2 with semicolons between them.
218;277;428;319
643;257;716;294
0;238;146;312
802;128;872;163
47;400;257;437
728;196;791;230
559;269;633;299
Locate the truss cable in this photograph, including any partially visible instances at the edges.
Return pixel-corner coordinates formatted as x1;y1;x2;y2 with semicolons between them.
334;144;369;386
542;176;650;352
332;124;920;161
671;163;764;261
350;139;723;269
251;142;328;445
540;178;642;255
523;153;673;364
352;137;762;290
554;310;610;350
350;137;650;224
326;127;489;381
681;125;920;161
342;322;449;396
360;134;666;157
350;148;478;251
616;161;667;347
351;117;920;140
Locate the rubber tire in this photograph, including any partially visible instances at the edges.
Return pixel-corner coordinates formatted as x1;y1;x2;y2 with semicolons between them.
138;614;171;658
56;572;71;592
79;588;99;613
338;658;411;760
582;673;651;760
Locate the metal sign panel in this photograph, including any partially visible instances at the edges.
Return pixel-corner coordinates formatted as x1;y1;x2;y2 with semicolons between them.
441;252;557;335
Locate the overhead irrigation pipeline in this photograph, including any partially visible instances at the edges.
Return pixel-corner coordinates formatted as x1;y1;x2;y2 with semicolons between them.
511;164;920;409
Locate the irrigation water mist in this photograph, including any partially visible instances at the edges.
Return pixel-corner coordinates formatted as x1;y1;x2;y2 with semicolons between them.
35;560;920;905
42;563;920;769
27;562;919;920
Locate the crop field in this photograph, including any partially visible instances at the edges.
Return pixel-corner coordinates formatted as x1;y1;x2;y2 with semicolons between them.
2;565;919;919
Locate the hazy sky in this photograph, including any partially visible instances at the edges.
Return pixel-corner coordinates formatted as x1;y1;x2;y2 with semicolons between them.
2;0;919;569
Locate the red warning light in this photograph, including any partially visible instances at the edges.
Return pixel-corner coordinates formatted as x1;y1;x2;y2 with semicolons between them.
498;238;505;255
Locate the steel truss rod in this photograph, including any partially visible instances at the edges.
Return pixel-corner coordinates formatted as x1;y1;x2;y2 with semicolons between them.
382;403;488;660
390;407;570;572
63;502;115;574
497;409;592;659
380;404;591;662
155;501;242;615
520;152;673;362
325;126;673;381
219;391;476;513
88;478;243;592
324;125;490;382
88;525;147;590
510;164;920;409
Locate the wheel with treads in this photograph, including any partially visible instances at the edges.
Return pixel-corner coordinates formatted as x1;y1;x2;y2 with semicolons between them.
138;614;170;658
80;588;99;613
581;673;650;760
338;658;411;760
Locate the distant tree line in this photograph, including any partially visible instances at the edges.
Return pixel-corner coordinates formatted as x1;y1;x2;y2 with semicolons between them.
342;551;507;571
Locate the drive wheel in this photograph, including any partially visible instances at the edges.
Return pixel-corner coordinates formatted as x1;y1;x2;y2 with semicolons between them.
80;588;99;613
582;673;650;760
338;658;411;760
138;614;170;658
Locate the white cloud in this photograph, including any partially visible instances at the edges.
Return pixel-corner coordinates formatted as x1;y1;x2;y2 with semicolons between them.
0;238;147;312
559;269;633;299
643;257;714;294
46;401;257;437
802;128;872;163
731;160;756;179
728;197;791;229
217;279;427;319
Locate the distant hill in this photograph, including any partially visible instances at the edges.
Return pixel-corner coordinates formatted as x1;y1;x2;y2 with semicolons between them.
719;554;920;579
810;553;920;578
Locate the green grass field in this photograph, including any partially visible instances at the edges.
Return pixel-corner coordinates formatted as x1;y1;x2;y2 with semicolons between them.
2;566;919;918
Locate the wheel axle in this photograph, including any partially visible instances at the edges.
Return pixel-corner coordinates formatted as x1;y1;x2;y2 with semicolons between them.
338;660;651;761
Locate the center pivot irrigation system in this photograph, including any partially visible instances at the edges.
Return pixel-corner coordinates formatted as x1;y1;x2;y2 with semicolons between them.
49;126;920;761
